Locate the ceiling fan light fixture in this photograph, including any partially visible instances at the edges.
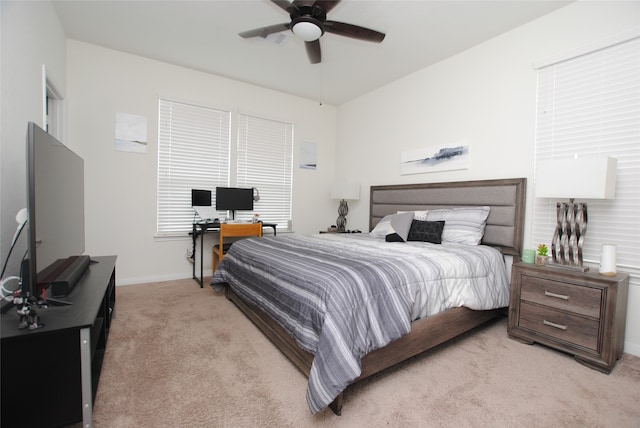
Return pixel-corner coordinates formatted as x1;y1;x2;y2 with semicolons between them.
240;0;386;64
292;19;323;42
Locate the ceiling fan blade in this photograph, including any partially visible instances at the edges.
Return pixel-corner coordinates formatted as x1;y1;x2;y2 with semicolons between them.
239;23;291;39
313;0;341;14
271;0;294;13
324;21;385;43
305;40;321;64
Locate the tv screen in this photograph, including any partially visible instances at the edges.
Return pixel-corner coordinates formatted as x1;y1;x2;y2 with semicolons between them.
215;187;253;212
191;189;212;207
26;122;85;297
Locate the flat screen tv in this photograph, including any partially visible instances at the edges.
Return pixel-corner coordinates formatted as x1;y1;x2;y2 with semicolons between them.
215;187;253;219
25;122;87;301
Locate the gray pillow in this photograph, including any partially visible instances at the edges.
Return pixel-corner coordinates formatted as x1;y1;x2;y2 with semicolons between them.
385;211;415;242
370;214;393;238
426;206;490;245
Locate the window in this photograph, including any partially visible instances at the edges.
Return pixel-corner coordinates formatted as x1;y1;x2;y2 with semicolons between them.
157;99;231;236
237;113;293;229
157;101;294;235
532;32;640;286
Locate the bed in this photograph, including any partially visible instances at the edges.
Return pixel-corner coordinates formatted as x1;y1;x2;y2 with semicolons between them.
212;178;526;415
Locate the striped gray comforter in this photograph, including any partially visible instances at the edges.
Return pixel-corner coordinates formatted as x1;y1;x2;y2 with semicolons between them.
211;233;509;413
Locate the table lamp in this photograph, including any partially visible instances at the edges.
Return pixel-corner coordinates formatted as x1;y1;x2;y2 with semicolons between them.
535;156;617;271
331;181;360;232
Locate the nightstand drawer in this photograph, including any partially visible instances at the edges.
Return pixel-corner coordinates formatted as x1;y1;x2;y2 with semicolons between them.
521;276;602;318
519;302;600;351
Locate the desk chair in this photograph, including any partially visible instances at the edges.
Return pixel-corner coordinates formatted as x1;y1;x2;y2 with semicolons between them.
212;222;263;274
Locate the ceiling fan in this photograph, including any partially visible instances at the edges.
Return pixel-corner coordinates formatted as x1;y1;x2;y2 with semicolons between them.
239;0;386;64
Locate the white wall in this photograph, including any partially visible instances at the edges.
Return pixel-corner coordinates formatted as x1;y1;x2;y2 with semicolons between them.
336;1;640;355
65;41;337;285
0;1;66;283
3;0;637;356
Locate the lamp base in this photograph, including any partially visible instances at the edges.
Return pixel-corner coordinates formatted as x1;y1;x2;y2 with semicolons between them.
336;199;348;233
550;199;588;269
545;262;589;272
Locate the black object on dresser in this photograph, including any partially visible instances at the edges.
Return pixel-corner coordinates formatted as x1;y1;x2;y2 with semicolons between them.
1;255;117;428
508;262;629;373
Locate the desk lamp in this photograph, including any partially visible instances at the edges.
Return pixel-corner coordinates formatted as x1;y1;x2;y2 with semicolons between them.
535;156;617;271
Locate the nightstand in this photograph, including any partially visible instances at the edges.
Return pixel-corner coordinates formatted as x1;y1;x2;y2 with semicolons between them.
508;262;629;373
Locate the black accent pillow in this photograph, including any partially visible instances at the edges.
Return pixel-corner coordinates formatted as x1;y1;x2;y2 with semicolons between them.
407;220;445;244
385;233;405;242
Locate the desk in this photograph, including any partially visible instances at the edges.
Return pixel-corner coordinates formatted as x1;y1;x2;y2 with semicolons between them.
191;222;276;287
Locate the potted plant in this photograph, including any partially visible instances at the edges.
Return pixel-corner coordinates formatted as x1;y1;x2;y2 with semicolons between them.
536;244;549;265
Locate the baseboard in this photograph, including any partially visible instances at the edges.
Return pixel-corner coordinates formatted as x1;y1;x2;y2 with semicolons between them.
117;271;195;286
624;341;640;357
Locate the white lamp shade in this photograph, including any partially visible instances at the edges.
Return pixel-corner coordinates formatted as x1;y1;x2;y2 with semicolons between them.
535;156;617;199
292;21;322;42
331;181;360;200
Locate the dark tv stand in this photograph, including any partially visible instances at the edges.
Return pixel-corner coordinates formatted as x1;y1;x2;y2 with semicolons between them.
1;255;117;428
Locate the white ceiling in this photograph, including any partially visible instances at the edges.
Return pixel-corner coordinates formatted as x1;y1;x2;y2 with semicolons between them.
52;0;572;106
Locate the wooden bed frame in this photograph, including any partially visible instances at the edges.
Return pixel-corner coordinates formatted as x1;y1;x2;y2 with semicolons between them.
225;178;526;415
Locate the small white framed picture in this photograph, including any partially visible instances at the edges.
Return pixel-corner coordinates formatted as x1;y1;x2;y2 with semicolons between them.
115;112;148;153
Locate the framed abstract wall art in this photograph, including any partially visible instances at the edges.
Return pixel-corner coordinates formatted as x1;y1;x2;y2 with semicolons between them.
401;142;469;175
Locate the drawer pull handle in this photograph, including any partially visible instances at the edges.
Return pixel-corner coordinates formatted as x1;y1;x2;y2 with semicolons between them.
545;291;569;300
543;319;567;330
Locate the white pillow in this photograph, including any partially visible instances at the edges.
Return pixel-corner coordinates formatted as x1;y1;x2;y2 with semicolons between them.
426;206;490;245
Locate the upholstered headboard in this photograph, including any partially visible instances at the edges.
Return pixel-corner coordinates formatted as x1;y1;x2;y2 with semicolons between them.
369;178;526;257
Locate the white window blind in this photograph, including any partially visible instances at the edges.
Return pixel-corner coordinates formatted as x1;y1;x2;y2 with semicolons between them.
532;34;640;285
237;113;293;229
157;99;231;236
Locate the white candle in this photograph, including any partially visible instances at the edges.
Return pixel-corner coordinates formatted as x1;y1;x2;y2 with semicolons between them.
599;244;617;276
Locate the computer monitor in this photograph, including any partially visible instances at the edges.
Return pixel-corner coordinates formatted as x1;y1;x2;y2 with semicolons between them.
215;187;253;219
191;189;212;207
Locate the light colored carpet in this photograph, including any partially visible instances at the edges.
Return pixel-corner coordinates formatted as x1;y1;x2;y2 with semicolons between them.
91;278;640;428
